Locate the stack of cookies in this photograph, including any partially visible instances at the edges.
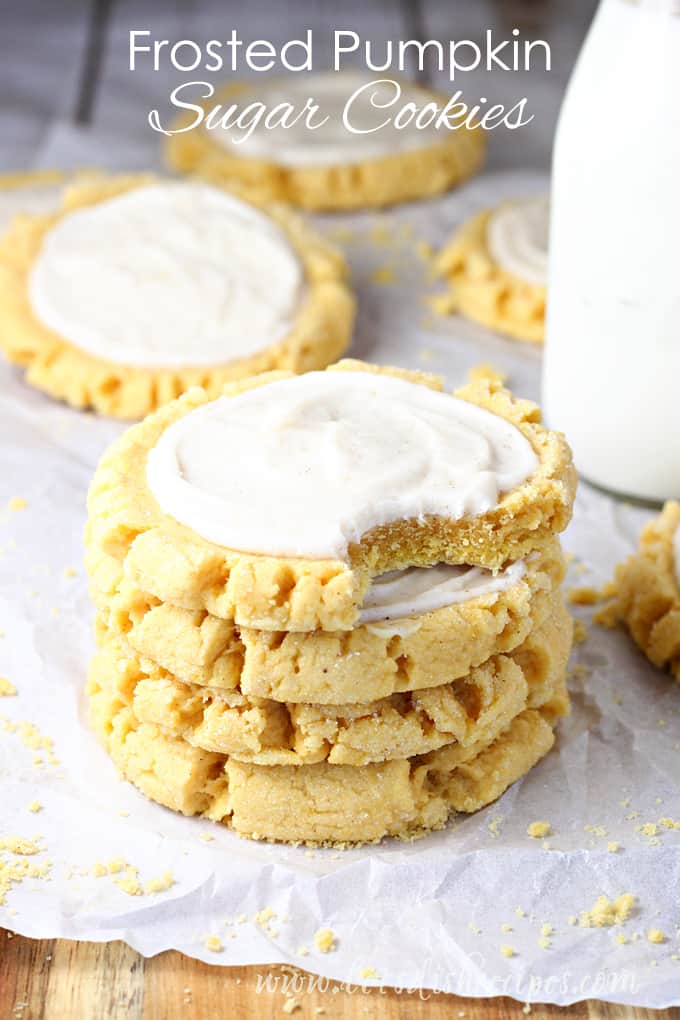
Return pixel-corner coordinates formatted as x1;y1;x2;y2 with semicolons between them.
85;361;577;846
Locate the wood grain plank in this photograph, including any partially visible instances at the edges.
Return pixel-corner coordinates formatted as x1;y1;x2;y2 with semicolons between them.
2;935;674;1020
44;939;144;1020
0;930;55;1020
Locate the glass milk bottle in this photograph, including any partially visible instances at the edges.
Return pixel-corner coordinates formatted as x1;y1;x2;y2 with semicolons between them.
543;0;680;501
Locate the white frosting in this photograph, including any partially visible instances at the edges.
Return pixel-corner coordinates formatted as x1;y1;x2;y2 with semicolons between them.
486;196;549;286
359;559;526;625
211;73;445;167
146;371;538;560
28;183;303;368
674;523;680;589
0;181;65;237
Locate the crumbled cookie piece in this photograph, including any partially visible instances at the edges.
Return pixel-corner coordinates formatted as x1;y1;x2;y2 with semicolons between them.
0;677;16;697
314;927;336;953
579;894;635;928
144;871;175;894
7;497;28;512
369;266;396;285
204;935;223;952
647;929;665;944
527;821;551;839
500;945;516;958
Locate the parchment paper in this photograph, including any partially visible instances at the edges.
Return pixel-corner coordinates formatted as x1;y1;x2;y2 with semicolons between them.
1;124;679;1008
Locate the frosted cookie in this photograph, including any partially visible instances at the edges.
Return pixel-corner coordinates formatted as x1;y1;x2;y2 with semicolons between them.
85;361;576;632
93;539;565;703
434;197;548;344
88;673;568;846
166;73;485;211
90;594;572;767
610;502;680;680
0;175;354;419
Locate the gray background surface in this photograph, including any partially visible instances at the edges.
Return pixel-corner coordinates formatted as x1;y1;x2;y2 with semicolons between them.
0;0;598;171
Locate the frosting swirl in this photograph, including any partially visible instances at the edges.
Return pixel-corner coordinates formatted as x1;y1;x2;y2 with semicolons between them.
146;371;538;559
29;183;303;368
486;196;549;286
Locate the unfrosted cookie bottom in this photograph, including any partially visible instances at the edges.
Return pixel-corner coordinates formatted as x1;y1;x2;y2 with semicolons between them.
433;208;545;344
610;502;680;681
87;664;569;847
88;594;572;767
91;539;566;704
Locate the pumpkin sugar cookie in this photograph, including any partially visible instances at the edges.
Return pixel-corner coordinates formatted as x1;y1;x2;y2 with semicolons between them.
90;594;572;767
93;538;566;704
87;667;569;847
0;175;354;418
434;196;548;344
610;502;680;680
85;361;576;632
165;73;485;212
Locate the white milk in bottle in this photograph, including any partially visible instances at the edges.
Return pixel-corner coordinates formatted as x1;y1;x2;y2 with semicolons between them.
543;0;680;501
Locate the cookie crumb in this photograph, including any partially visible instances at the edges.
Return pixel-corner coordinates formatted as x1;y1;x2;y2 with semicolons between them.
114;868;142;896
527;821;551;839
573;619;588;644
579;894;636;928
607;842;621;853
27;801;42;814
567;585;601;606
314;927;336;953
204;935;223;953
500;944;516;958
144;871;175;894
63;566;78;578
647;929;665;944
488;815;504;838
8;497;28;513
0;677;16;697
369;266;396;286
359;967;379;980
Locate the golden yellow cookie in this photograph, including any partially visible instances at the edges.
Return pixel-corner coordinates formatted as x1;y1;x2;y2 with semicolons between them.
611;502;680;680
0;174;355;419
165;80;485;212
92;539;565;703
85;361;577;633
434;208;545;344
89;594;572;767
88;671;568;846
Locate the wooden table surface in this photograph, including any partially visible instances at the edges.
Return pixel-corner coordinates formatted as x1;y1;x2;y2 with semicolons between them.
4;4;671;1019
1;931;676;1020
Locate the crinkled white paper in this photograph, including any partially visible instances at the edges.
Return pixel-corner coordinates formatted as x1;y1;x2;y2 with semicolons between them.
2;129;680;1008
